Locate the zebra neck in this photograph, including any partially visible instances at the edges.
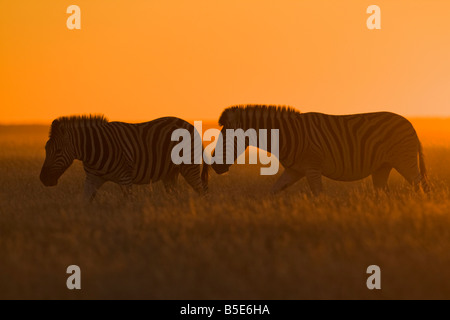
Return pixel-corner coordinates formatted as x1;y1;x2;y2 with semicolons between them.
239;114;282;133
238;117;278;149
68;126;103;168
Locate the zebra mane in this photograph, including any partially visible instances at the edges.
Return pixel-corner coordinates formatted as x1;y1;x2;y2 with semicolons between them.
49;114;109;138
218;105;300;126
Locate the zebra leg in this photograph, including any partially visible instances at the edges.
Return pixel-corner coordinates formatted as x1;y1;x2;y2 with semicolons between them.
84;174;105;202
163;172;179;194
270;168;304;194
372;164;392;193
394;162;422;192
180;164;205;195
305;168;323;196
120;184;133;198
420;175;431;194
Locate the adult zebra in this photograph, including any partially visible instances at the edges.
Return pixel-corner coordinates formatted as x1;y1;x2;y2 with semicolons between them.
211;105;430;195
40;115;208;201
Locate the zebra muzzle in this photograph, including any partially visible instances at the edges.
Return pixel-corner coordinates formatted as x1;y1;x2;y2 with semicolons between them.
211;164;230;175
40;168;59;187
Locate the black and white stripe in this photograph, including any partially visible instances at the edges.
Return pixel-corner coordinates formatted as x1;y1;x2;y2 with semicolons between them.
211;105;430;195
40;115;208;201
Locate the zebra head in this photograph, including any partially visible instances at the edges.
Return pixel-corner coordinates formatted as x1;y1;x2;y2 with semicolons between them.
40;119;76;187
211;126;232;174
211;108;246;175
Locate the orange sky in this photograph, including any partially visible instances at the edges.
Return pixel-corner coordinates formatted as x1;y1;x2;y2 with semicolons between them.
1;0;450;124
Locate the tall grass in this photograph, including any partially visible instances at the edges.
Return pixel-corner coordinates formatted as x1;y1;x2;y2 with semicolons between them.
0;120;449;299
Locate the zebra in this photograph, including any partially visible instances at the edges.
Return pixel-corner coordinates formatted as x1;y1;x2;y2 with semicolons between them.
211;105;430;195
40;115;208;201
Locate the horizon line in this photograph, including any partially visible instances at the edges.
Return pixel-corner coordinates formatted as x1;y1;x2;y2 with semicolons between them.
2;115;450;126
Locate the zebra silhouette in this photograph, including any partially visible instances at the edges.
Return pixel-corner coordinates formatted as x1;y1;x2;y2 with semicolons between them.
211;105;430;195
40;115;208;201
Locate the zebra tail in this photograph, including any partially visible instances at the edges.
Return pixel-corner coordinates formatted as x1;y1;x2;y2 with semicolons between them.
418;140;430;193
201;163;209;191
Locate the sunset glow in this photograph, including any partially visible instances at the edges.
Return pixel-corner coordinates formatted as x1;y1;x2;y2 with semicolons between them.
1;1;450;124
3;1;450;301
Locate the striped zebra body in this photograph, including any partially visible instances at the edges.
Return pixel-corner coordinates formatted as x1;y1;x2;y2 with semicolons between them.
212;105;430;195
40;115;208;201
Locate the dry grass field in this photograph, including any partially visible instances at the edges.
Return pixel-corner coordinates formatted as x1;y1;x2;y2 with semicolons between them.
1;119;450;300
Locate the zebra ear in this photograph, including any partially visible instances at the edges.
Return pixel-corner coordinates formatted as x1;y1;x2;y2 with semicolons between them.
51;119;65;136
